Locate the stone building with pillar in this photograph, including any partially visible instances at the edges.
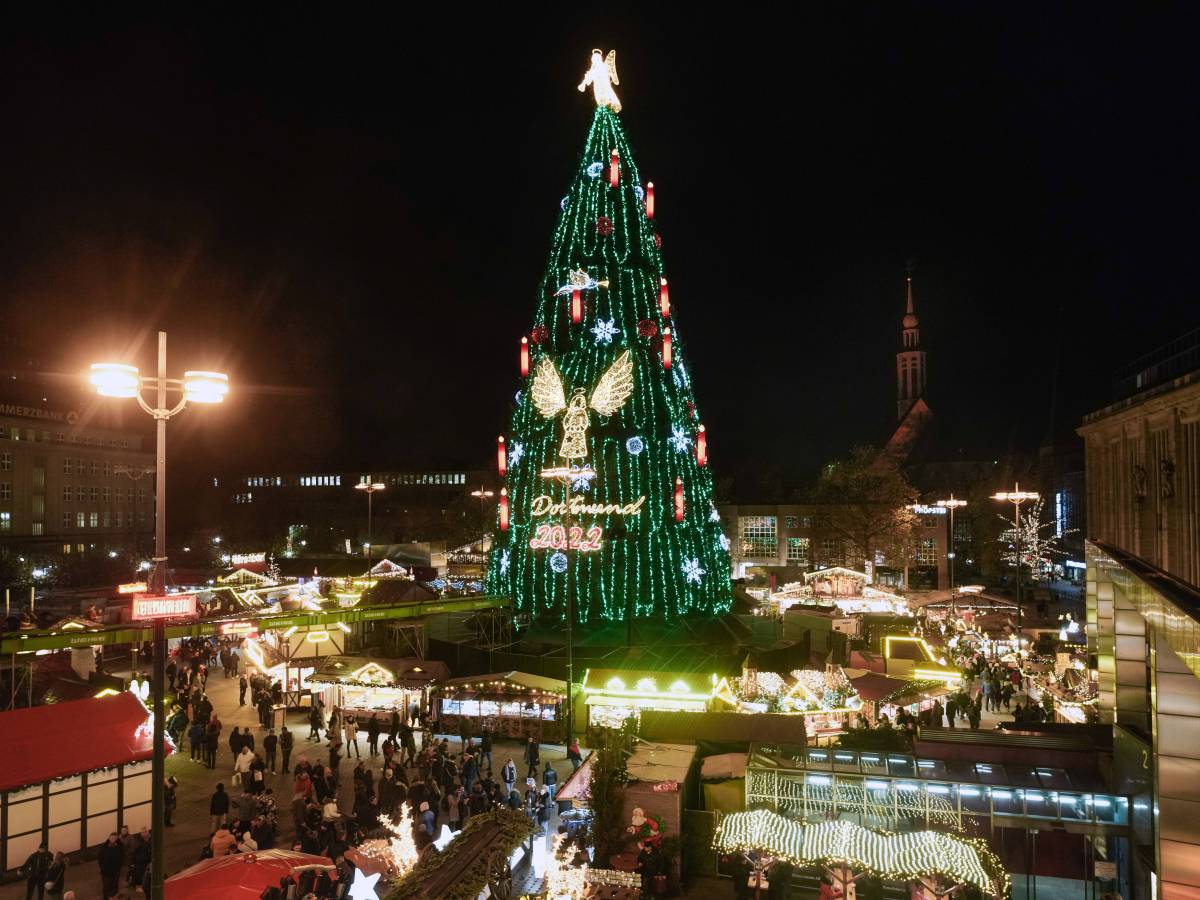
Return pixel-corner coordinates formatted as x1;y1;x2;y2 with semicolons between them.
1080;331;1200;900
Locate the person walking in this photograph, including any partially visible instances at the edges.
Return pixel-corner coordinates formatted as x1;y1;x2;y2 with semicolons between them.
264;729;278;774
97;833;124;900
188;720;205;763
367;715;380;756
501;758;517;796
542;761;558;802
479;729;493;772
204;715;222;769
280;726;294;773
21;842;52;900
523;737;540;780
567;737;582;771
239;674;248;706
130;828;151;889
308;704;323;742
44;852;66;900
209;783;230;831
345;715;360;758
229;725;244;763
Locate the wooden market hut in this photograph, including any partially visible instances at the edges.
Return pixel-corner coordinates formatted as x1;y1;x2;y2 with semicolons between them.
434;671;568;743
307;655;448;725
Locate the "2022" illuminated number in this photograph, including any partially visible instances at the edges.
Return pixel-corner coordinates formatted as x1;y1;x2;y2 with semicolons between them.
529;524;604;552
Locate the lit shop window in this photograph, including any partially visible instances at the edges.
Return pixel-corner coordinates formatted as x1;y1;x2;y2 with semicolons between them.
739;516;777;558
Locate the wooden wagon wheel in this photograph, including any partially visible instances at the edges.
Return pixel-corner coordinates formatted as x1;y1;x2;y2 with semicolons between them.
486;848;514;900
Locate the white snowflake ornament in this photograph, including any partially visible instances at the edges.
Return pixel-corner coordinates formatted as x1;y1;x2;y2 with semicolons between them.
669;427;691;453
591;317;620;345
682;557;706;584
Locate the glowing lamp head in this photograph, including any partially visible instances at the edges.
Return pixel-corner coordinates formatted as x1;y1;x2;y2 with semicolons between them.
183;370;229;404
89;363;140;398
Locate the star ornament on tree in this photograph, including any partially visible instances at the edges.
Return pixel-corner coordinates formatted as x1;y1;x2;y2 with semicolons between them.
499;549;511;576
346;869;381;900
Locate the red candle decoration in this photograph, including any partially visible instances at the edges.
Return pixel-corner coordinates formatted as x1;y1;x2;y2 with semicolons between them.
659;278;670;319
696;424;707;467
519;336;530;377
662;327;672;369
645;181;655;220
497;436;507;477
609;148;619;188
571;289;583;324
499;487;509;531
674;477;684;522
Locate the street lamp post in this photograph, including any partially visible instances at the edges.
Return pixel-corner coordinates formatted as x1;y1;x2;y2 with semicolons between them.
991;483;1040;649
470;486;495;531
355;482;385;572
90;332;228;900
540;465;595;747
934;495;968;594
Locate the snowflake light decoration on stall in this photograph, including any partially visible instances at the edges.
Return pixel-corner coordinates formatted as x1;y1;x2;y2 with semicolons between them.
591;317;620;345
508;441;525;467
682;557;705;584
625;436;645;455
499;550;511;576
586;161;604;178
550;552;569;574
669;426;692;453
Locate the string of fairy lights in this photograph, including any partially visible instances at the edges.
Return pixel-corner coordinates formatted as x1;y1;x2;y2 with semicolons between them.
713;810;1009;897
487;102;732;623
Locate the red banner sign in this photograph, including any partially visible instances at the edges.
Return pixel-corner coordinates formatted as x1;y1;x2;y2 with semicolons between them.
132;594;198;621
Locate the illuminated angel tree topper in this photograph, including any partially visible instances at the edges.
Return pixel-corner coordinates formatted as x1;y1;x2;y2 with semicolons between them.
488;53;732;624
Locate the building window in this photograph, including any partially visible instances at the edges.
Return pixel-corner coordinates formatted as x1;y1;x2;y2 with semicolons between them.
784;515;798;529
921;516;940;529
63;486;72;502
915;538;937;565
63;458;74;475
77;512;85;528
786;537;810;563
102;487;111;503
76;543;84;553
0;512;9;531
0;452;10;471
89;512;99;528
137;488;146;503
102;511;110;527
0;483;9;501
820;537;840;564
31;522;42;535
90;460;98;476
138;511;147;526
90;486;99;503
103;461;112;477
739;516;778;558
115;511;123;528
62;543;71;554
62;511;72;529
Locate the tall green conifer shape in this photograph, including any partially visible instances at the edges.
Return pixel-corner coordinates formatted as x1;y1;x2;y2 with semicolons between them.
488;60;731;624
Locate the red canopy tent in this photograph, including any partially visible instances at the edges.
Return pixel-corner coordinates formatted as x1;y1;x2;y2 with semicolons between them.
0;691;170;793
165;850;336;899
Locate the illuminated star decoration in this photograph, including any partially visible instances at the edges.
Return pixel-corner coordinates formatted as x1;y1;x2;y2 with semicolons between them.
586;161;604;179
508;441;525;467
555;268;610;296
669;426;692;453
591;317;620;345
346;869;381;900
718;534;730;551
682;557;706;584
499;549;510;576
625;436;645;455
550;552;568;574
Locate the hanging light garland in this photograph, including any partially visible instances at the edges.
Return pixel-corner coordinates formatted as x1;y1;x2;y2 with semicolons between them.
712;811;1008;897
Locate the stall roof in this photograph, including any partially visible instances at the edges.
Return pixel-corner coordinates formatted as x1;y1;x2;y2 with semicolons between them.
307;655;449;688
0;692;166;793
701;752;748;780
846;671;911;702
627;740;697;784
581;668;717;698
438;671;566;694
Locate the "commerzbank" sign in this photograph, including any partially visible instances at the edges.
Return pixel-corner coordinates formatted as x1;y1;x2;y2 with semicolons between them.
0;403;79;424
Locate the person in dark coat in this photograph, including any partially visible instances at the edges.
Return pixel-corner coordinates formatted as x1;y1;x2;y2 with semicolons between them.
229;726;244;762
238;674;248;706
367;715;380;756
209;784;230;831
523;737;540;780
130;828;151;888
280;726;294;772
44;852;66;900
264;728;279;774
164;776;178;826
21;842;52;900
97;833;124;900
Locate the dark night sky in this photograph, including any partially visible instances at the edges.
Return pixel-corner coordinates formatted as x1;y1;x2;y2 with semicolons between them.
1;8;1197;509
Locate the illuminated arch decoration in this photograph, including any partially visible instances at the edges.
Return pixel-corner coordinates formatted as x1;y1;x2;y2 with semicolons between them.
713;810;1008;897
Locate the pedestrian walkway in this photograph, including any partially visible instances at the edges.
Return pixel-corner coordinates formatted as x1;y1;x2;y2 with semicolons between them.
0;659;578;900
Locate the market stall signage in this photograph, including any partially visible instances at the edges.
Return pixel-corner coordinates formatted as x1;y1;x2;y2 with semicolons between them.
219;621;257;636
118;582;148;594
132;594;198;621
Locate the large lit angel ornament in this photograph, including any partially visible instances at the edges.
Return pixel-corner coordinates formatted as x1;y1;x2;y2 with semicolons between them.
532;350;634;460
578;49;621;113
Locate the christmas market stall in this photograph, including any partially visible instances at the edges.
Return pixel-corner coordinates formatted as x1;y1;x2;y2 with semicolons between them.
0;692;171;873
164;849;337;900
714;666;864;742
847;669;950;724
307;655;448;724
580;668;719;732
434;671;567;743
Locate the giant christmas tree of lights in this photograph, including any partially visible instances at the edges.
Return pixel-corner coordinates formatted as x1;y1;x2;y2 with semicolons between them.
487;50;732;624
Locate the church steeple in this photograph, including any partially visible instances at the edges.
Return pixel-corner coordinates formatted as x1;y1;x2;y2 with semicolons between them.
896;273;927;420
